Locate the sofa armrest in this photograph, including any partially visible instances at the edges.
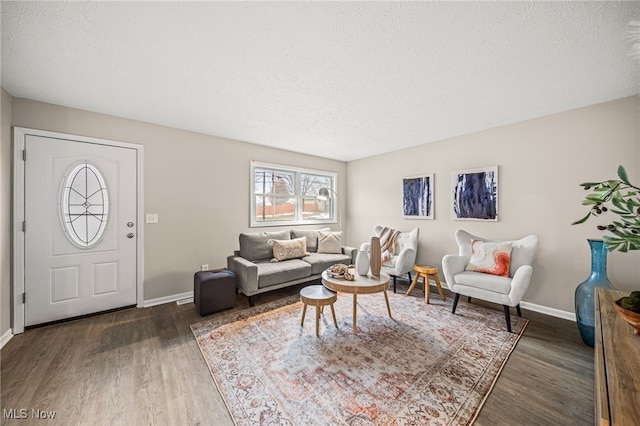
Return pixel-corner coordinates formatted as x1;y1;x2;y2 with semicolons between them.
391;247;416;276
227;255;259;295
442;254;469;290
342;246;357;263
509;264;534;305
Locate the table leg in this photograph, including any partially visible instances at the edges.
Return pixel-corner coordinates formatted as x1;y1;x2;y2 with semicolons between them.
315;306;320;336
384;289;393;319
434;273;446;300
301;304;307;326
330;303;337;327
352;294;357;335
406;272;419;295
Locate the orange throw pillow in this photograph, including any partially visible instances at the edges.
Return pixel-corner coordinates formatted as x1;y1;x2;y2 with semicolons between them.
465;240;512;277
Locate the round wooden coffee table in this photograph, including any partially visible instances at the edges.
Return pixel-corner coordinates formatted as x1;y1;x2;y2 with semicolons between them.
321;270;392;335
300;285;338;336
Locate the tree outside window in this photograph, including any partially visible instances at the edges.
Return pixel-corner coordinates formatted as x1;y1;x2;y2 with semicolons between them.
251;162;337;227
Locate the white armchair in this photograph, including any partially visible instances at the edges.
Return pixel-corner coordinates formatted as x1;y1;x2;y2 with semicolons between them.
360;226;419;293
442;230;538;332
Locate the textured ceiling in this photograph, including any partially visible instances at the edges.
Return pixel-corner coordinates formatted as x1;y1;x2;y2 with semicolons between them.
1;1;639;162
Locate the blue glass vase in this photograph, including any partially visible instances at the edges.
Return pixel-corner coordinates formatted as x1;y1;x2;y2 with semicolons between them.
575;239;615;347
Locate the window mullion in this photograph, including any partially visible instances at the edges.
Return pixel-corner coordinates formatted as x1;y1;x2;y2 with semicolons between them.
294;171;299;221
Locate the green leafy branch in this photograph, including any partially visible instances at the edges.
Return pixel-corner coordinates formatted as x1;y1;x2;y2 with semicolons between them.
572;165;640;252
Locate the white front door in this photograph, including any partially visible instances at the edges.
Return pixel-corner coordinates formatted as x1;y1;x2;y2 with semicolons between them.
23;134;139;326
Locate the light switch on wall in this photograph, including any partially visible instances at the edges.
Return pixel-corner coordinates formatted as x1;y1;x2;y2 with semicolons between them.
146;213;159;224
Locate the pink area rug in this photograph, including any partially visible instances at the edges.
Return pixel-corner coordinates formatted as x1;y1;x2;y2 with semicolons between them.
191;288;527;425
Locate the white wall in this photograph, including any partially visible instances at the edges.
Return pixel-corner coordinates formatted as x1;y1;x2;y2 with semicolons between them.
9;97;347;305
346;96;640;314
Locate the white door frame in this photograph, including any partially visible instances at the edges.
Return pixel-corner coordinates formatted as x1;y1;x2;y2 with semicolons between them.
12;127;144;334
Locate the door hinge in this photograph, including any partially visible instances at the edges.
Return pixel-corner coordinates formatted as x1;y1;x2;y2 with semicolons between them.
22;149;26;161
22;293;26;304
22;221;26;232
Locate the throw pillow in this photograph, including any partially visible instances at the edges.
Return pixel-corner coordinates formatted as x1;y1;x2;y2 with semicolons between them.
465;240;512;277
239;230;290;261
270;237;309;262
317;231;343;254
291;228;330;253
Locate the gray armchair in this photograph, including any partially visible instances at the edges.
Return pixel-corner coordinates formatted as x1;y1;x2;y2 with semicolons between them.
442;229;538;332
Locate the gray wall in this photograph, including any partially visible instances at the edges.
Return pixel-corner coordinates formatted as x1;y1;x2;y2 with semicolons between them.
8;97;347;308
1;88;12;339
347;96;640;314
1;94;639;340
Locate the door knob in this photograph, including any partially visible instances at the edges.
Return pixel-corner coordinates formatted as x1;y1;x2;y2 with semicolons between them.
127;233;135;239
127;222;134;227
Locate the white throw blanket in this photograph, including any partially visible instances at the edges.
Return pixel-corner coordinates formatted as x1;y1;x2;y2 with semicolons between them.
378;227;400;265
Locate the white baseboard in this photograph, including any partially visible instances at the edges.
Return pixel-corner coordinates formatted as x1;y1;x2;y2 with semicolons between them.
424;281;576;322
142;285;577;322
0;328;13;350
519;301;576;322
142;291;194;308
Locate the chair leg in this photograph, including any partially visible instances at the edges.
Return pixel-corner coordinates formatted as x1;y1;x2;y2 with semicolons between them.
516;304;522;317
393;275;397;293
452;293;460;314
503;305;512;333
407;272;412;284
248;295;254;307
300;304;307;327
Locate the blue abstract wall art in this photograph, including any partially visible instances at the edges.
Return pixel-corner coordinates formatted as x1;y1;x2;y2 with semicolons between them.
402;174;434;219
452;166;498;221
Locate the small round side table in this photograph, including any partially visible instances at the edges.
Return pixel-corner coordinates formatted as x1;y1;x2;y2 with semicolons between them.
300;285;338;336
407;265;446;304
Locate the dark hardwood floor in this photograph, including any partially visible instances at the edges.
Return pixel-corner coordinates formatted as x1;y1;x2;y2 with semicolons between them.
1;281;594;425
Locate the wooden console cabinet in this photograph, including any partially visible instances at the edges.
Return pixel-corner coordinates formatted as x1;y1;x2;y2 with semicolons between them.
594;288;640;426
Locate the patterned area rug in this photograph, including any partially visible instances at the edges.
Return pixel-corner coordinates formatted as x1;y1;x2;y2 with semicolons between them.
191;287;527;425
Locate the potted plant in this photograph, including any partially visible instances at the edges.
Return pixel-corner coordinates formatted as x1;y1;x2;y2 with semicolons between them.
573;165;640;343
573;165;640;252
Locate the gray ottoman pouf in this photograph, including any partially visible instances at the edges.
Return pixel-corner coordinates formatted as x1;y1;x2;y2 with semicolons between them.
194;269;236;315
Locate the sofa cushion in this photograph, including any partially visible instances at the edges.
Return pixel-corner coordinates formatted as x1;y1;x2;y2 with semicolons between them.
291;228;329;253
454;271;512;294
239;230;291;261
256;259;311;288
270;237;309;262
303;252;352;275
318;231;343;254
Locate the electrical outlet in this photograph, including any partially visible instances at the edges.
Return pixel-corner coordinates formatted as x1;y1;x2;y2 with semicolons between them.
201;264;209;271
145;213;159;224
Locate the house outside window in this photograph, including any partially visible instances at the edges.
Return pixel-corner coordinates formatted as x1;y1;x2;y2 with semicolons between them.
251;162;337;227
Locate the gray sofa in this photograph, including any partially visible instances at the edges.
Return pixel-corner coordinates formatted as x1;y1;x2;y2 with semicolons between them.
227;229;356;306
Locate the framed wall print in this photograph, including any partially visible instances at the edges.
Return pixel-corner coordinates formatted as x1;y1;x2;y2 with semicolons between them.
452;166;498;221
402;174;434;219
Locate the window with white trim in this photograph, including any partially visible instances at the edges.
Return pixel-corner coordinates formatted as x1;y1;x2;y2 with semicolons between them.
251;162;337;227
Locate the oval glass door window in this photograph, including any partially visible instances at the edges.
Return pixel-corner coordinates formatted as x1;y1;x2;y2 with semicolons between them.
60;161;110;248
